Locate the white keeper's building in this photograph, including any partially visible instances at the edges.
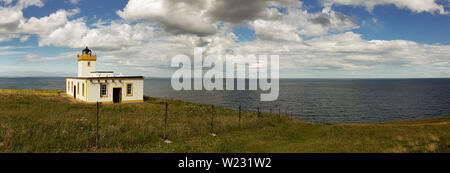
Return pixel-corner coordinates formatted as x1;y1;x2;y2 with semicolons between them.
66;47;144;104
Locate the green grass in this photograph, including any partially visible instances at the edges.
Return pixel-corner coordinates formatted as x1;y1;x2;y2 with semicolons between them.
0;89;449;153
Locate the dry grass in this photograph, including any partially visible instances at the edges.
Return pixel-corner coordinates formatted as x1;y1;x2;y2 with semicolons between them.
0;89;449;153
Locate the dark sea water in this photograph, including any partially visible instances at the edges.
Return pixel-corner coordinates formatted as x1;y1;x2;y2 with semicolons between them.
1;77;449;123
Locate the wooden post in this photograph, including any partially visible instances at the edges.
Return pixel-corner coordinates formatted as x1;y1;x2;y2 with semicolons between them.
278;108;281;119
269;106;272;120
238;105;241;128
210;105;214;134
96;102;100;150
257;107;260;125
163;102;168;140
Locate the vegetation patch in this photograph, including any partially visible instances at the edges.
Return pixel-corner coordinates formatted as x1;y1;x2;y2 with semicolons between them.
0;89;449;153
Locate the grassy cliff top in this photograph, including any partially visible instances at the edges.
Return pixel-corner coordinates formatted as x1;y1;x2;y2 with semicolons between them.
0;89;449;153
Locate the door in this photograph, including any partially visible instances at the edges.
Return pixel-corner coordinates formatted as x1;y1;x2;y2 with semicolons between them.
113;88;122;103
73;86;76;99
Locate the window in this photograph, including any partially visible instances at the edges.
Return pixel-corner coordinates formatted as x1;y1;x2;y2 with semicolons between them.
82;83;85;97
71;81;73;92
87;61;91;67
77;82;80;94
100;84;107;97
126;83;133;96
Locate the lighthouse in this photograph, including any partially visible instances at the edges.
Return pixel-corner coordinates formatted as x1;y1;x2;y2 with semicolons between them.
66;47;144;104
77;47;97;77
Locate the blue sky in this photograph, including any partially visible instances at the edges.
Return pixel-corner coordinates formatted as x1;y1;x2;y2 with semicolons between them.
0;0;449;78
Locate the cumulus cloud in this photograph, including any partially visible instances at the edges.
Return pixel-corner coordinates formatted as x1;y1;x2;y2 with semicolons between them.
251;19;302;42
37;19;160;51
117;0;217;36
37;18;88;48
322;0;447;14
0;0;78;41
0;33;20;42
249;7;358;41
84;29;450;77
206;0;300;23
19;8;80;34
116;0;302;36
0;6;23;34
227;32;450;72
1;0;449;77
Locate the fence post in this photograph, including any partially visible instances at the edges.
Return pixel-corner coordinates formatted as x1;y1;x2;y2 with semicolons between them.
96;102;100;150
278;108;281;120
210;105;215;135
238;105;241;128
257;107;260;125
163;102;168;140
269;106;272;120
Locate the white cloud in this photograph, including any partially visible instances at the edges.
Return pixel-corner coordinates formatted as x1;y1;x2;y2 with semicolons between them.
0;0;449;78
69;0;79;5
251;19;302;42
0;1;77;42
19;34;28;42
23;52;77;62
36;19;160;51
19;8;80;34
249;7;358;41
0;33;20;42
0;6;23;34
117;0;217;36
323;0;447;14
15;0;44;9
0;45;30;56
37;18;89;48
0;0;44;9
116;0;303;36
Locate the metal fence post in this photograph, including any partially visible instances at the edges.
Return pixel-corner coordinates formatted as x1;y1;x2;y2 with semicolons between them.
211;105;214;135
257;107;260;125
96;102;100;150
163;102;168;140
278;108;281;120
238;105;241;128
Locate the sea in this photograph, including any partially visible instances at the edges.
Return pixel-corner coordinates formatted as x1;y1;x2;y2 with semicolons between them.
1;77;449;123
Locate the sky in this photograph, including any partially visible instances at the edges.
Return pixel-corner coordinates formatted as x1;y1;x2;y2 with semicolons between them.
0;0;449;78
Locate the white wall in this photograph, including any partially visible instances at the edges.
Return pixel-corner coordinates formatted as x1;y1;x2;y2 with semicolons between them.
77;61;96;77
66;78;88;102
67;78;143;103
86;78;144;103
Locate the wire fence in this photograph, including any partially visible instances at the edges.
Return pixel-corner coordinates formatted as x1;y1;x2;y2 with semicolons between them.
92;100;296;149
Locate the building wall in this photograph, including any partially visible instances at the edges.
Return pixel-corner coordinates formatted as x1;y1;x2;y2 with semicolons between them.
85;78;144;104
66;78;88;103
77;61;96;77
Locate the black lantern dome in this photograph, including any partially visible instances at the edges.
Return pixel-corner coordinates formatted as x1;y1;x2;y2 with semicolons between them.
82;46;92;55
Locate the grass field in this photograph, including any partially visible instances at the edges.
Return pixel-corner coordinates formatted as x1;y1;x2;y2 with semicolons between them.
0;89;449;153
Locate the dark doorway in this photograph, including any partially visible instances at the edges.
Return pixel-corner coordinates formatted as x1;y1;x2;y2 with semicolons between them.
74;86;76;99
113;88;122;103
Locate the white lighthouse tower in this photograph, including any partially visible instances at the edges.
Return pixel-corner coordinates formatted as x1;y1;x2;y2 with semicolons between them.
77;47;97;77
